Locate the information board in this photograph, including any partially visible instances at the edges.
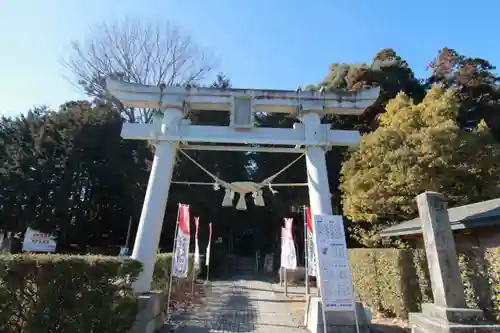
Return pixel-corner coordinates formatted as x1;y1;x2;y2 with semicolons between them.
22;227;57;253
312;214;354;311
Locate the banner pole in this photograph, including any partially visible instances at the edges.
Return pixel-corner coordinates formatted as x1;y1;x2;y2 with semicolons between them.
191;218;198;297
303;205;309;297
125;216;133;250
191;260;196;297
166;204;181;323
284;267;288;297
205;261;210;284
353;300;361;333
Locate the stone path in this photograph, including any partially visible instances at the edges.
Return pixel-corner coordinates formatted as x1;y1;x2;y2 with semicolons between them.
165;277;308;333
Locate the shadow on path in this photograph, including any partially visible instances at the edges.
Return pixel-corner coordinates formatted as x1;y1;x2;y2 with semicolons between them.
166;274;260;333
164;271;307;333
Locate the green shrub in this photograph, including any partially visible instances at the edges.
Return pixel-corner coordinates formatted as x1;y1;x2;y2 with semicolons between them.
348;249;420;318
458;248;500;321
485;248;500;320
348;247;500;321
348;249;378;308
151;253;202;293
0;254;142;333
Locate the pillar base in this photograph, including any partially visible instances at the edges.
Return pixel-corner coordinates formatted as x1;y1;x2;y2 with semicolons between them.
304;295;371;333
132;291;165;333
410;303;500;333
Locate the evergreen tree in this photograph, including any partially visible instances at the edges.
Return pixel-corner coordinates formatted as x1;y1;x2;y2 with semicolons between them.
340;85;500;246
427;47;500;139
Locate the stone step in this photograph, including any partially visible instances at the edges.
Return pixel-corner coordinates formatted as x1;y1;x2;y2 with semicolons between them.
409;313;500;333
420;303;485;324
410;327;432;333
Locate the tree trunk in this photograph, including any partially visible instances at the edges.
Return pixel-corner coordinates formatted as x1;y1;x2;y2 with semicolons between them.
0;231;13;253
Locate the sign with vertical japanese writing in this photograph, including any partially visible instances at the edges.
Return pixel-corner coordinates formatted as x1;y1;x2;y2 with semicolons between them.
305;207;317;277
312;214;354;311
172;204;191;278
280;218;297;270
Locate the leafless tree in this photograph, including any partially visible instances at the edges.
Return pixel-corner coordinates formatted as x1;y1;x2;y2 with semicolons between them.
62;17;216;123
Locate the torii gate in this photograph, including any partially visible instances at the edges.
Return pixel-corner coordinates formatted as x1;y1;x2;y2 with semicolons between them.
106;78;379;293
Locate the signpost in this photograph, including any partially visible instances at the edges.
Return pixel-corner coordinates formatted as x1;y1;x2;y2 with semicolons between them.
312;214;359;333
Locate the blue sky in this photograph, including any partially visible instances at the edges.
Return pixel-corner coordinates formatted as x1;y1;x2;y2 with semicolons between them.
1;0;499;117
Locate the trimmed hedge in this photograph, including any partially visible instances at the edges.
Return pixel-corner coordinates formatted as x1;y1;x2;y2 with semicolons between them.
0;254;142;333
348;247;500;321
0;252;201;333
151;253;201;292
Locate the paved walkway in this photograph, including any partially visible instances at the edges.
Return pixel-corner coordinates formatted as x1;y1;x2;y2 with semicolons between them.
166;277;308;333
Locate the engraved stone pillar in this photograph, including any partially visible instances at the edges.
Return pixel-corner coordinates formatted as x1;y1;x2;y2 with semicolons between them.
417;191;466;308
409;191;500;333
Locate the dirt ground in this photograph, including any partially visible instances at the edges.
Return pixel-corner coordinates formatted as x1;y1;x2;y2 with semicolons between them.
275;285;410;333
167;279;206;316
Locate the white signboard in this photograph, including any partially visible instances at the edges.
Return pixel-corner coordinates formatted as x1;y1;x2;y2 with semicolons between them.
22;227;57;252
118;247;129;256
312;214;354;311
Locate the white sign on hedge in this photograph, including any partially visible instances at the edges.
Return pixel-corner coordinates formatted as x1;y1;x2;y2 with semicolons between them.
22;227;57;252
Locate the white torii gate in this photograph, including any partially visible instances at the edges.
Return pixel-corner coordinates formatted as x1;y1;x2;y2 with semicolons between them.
106;78;380;293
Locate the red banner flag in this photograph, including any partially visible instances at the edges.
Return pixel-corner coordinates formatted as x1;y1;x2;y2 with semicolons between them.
178;204;190;236
173;204;190;278
306;207;313;233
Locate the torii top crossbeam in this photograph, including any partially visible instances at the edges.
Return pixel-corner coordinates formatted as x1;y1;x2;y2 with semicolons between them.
106;78;380;116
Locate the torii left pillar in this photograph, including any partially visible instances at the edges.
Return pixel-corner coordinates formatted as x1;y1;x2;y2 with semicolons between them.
131;104;183;293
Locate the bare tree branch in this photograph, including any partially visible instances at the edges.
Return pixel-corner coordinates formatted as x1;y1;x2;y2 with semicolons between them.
61;17;217;123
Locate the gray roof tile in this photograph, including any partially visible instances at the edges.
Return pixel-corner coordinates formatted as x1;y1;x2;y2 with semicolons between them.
379;197;500;237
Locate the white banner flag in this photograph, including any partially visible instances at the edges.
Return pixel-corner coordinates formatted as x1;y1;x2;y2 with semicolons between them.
306;207;317;276
172;204;191;278
205;222;212;266
194;217;200;271
280;218;297;270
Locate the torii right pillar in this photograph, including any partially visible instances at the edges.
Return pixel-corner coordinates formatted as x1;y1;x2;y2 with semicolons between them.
301;108;370;333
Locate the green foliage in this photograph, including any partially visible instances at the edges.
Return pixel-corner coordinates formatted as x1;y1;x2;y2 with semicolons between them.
348;249;420;318
151;253;201;292
311;48;426;133
427;47;500;138
0;103;152;250
0;254;142;333
348;248;500;321
340;85;500;245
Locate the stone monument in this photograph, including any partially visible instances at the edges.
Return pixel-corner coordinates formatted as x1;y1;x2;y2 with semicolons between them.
409;191;500;333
